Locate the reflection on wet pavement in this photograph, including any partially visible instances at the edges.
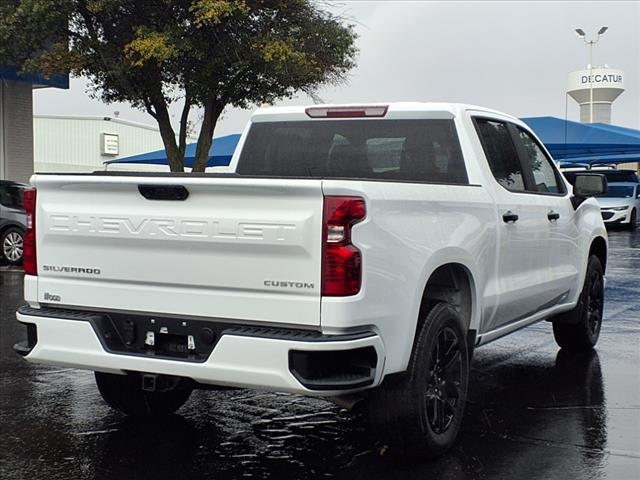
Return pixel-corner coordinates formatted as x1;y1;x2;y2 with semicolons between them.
1;230;638;479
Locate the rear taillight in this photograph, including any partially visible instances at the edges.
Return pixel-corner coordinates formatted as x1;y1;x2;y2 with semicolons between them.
22;188;37;276
322;196;366;296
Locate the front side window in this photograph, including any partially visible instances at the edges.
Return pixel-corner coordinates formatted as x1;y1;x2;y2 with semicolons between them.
237;119;469;184
474;119;525;191
516;128;564;194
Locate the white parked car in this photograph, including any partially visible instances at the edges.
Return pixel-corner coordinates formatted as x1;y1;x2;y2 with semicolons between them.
597;182;639;229
14;103;608;458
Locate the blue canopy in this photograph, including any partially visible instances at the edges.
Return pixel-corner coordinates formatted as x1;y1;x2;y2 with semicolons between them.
521;117;640;165
105;134;241;168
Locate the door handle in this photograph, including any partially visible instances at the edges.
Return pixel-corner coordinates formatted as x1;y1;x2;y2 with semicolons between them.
138;184;189;201
502;211;519;223
547;211;560;221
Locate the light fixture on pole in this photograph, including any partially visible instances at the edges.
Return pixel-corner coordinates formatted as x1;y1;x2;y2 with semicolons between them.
574;26;608;123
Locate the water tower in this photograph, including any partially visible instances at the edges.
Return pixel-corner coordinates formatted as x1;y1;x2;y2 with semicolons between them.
567;27;625;124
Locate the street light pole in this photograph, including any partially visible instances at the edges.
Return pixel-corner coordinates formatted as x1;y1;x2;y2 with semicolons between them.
588;40;593;122
575;26;608;123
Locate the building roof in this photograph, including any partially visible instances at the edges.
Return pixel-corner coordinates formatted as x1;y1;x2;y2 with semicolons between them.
34;114;169;132
0;66;69;89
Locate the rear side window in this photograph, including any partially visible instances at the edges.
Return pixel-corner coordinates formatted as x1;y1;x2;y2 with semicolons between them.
474;119;525;191
0;184;25;209
237;119;469;184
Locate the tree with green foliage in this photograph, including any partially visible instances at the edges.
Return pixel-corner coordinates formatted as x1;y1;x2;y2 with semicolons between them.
0;0;357;172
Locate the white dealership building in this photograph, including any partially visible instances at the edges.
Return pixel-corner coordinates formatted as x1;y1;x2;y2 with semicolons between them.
33;115;195;173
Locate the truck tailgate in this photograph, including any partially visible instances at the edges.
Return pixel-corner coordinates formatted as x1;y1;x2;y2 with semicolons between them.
32;175;323;327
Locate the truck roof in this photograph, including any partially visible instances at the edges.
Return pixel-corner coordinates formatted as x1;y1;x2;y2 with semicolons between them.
250;102;521;123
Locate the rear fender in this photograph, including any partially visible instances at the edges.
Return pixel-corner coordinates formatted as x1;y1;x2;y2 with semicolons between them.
410;249;481;348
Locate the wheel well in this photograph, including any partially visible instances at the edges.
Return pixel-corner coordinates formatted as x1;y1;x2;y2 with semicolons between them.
0;223;25;235
589;237;607;274
415;263;474;345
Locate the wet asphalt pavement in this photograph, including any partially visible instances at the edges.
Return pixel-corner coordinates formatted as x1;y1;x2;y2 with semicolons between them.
1;229;639;480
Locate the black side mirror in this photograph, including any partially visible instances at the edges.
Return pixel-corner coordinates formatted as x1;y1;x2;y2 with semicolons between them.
574;173;608;197
571;173;607;209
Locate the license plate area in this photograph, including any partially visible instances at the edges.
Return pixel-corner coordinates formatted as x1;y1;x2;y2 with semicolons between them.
93;312;224;363
153;332;190;358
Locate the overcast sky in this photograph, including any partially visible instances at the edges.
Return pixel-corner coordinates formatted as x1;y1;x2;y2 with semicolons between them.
33;1;640;136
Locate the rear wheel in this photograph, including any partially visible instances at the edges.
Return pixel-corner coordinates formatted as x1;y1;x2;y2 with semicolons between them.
552;255;604;351
367;302;469;459
1;227;24;265
95;372;193;417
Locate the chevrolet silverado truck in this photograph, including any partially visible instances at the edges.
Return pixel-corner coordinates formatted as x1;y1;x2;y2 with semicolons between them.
15;103;608;457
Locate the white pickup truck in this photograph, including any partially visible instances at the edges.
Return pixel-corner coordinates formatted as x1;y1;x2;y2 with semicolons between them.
15;103;608;457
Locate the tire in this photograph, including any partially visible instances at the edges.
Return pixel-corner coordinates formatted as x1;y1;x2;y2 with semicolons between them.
1;227;24;265
552;255;604;351
627;208;637;230
367;302;469;459
95;372;193;417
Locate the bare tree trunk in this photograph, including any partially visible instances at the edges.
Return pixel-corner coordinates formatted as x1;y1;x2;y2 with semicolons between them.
154;102;184;172
177;94;191;162
192;100;224;173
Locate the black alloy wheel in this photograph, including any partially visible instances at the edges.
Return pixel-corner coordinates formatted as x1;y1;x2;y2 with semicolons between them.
366;302;469;459
552;255;604;351
425;326;464;435
585;267;604;338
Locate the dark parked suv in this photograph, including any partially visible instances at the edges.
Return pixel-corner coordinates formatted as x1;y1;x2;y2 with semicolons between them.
0;180;28;265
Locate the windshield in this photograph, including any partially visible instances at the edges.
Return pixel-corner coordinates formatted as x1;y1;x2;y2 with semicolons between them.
604;171;639;183
603;185;635;198
237;119;469;184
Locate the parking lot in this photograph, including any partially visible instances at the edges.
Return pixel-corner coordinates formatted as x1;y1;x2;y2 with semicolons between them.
1;228;638;480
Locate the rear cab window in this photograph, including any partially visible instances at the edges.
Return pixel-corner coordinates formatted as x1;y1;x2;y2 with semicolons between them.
237;119;469;184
